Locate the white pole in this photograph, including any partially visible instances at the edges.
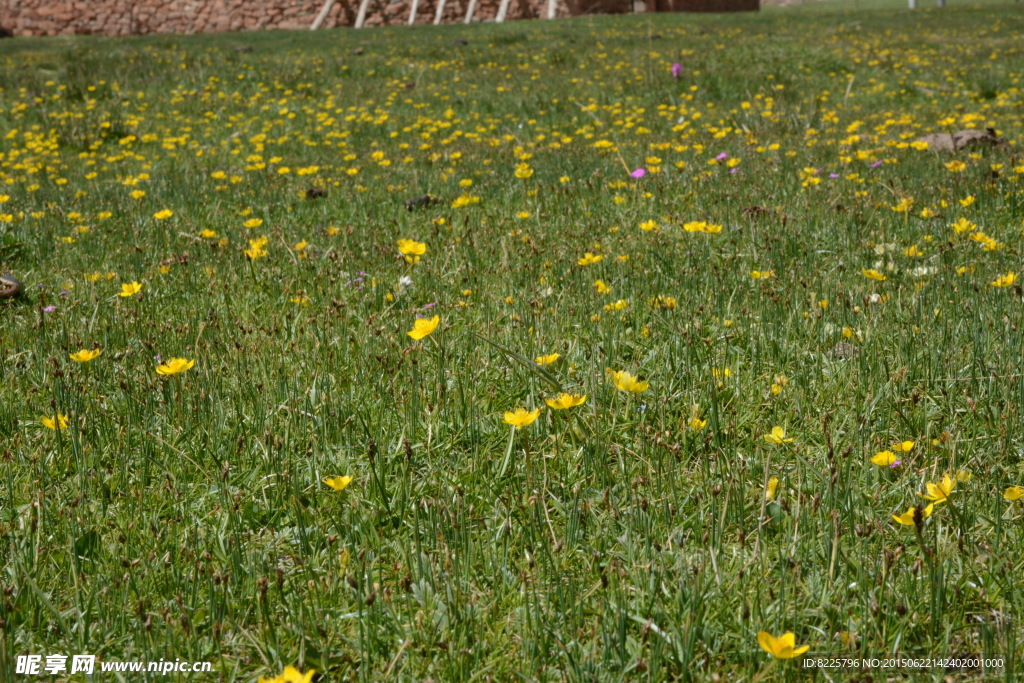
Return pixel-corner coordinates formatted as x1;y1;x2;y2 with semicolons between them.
496;0;512;21
354;0;372;27
908;0;916;8
408;0;420;24
546;0;556;18
464;0;478;22
310;0;337;29
433;0;447;24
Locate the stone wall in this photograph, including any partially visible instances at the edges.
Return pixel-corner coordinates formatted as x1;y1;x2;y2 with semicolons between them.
0;0;594;36
648;0;757;11
0;0;746;37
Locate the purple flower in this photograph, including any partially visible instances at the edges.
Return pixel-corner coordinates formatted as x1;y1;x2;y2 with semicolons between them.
890;461;903;468
630;168;646;179
870;160;884;168
671;63;683;79
716;152;728;161
421;302;438;310
729;168;739;175
829;173;840;179
43;306;56;312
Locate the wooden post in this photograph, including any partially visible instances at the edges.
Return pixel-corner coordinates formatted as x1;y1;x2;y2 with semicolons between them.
464;0;478;22
354;0;372;27
408;0;420;24
310;0;337;29
907;0;916;7
433;0;447;23
546;0;556;18
496;0;512;21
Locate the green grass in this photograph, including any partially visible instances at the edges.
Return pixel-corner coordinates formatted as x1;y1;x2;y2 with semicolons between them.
1;4;1024;681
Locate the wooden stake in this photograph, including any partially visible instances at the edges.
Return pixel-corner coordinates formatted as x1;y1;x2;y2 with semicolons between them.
433;0;447;24
464;0;478;23
310;0;337;29
546;0;556;18
354;0;372;27
496;0;512;22
408;0;420;24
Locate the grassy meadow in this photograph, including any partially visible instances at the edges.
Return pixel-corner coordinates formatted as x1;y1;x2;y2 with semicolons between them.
2;3;1024;680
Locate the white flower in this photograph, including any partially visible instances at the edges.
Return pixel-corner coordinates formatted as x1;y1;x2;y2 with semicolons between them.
398;275;413;290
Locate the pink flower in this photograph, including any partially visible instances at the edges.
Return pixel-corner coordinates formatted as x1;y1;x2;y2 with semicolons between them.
630;168;646;178
716;152;728;161
671;63;683;79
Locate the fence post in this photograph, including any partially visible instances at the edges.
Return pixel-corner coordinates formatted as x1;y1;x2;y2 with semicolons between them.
310;0;337;29
354;0;372;27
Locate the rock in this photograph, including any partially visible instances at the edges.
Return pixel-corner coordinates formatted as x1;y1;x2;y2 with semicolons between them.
916;128;1006;152
405;194;439;210
829;342;859;360
0;274;22;299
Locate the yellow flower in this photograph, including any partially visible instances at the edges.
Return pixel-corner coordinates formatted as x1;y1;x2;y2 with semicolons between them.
757;632;809;659
407;315;439;341
639;219;658;232
514;164;534;179
649;295;676;309
683;221;722;234
765;476;780;501
893;503;934;526
689;417;707;431
607;368;649;393
535;353;560;366
919;474;955;504
69;349;102;363
944;160;966;172
397;239;427;256
1003;486;1024;501
545;393;587;410
870;450;898;466
199;229;218;239
903;245;923;258
153;209;174;220
243;218;263;229
258;667;316;683
750;269;774;280
891;197;914;213
763;426;793;445
891;440;915;453
594;280;611;294
960;195;976;207
119;281;143;297
950;217;976;234
603;299;627;312
324;476;353;492
156;358;195;376
577;252;603;266
503;407;541;428
989;273;1017;288
861;268;886;281
41;414;70;430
